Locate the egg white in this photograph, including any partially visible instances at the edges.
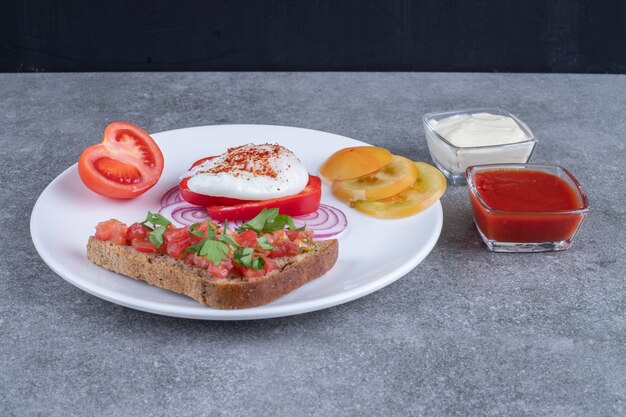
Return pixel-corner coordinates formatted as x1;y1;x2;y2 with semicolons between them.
185;144;309;200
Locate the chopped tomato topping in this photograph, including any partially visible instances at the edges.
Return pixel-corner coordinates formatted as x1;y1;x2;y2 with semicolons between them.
95;219;128;245
268;240;299;258
185;253;233;278
286;229;314;242
188;222;212;243
206;257;234;279
268;230;287;244
166;238;191;259
163;225;190;243
126;222;150;241
131;238;159;253
95;214;315;278
234;229;260;249
185;253;199;266
188;253;211;269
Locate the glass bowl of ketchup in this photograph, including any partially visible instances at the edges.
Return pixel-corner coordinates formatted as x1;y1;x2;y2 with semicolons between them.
466;164;589;252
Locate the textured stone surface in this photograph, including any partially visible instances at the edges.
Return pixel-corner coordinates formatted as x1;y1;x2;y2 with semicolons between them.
1;73;625;417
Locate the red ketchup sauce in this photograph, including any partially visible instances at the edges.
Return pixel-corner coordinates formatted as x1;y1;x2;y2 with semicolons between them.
468;169;585;243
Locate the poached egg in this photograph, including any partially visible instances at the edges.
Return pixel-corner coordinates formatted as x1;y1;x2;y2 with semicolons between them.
184;144;309;201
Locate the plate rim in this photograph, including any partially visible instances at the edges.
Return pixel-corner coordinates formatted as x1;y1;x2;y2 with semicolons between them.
30;124;443;320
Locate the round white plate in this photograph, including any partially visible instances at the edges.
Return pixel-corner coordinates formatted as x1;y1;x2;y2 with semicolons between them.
31;125;442;320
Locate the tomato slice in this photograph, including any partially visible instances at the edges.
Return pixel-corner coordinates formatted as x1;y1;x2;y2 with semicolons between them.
320;146;392;180
353;162;447;218
331;155;418;202
206;175;322;221
78;122;164;199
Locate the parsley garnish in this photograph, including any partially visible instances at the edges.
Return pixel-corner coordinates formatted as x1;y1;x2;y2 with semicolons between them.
189;222;204;237
185;226;230;265
141;211;172;247
185;224;269;270
236;208;278;233
234;247;266;270
142;212;172;228
198;239;230;265
147;225;166;247
216;232;239;247
184;209;301;270
236;208;303;233
256;235;275;250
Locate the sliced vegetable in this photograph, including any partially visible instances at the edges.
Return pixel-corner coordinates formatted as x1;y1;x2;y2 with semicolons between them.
206;176;322;221
78;122;164;199
160;185;183;207
353;162;446;218
159;201;212;225
320;146;393;180
288;204;348;239
331;155;418;202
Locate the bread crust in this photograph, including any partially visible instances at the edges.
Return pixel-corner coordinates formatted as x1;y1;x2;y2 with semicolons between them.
86;237;338;309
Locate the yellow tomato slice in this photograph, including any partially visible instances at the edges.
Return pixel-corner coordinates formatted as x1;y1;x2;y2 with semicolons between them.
353;162;447;218
320;146;392;180
331;155;418;202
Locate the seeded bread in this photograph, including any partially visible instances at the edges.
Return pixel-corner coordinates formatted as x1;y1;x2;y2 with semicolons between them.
86;236;338;309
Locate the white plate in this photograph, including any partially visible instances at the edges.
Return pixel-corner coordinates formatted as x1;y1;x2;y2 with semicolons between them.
31;125;442;320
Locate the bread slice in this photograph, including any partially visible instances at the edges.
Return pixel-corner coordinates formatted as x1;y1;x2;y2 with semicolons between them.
86;236;338;309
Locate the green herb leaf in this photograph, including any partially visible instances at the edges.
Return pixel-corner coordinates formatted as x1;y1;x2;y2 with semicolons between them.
147;225;167;247
216;233;239;248
236;208;279;233
141;211;172;228
198;239;230;265
189;223;204;237
236;208;302;233
234;247;254;267
251;256;265;270
233;247;265;270
185;239;204;255
256;235;275;250
264;214;300;232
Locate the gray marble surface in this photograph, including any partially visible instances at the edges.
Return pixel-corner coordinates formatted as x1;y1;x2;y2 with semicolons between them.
2;73;625;417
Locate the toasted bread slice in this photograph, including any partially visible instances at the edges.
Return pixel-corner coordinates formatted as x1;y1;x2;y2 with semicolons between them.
86;237;338;309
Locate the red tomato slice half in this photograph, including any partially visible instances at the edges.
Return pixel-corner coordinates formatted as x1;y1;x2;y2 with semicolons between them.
78;122;164;199
206;175;322;221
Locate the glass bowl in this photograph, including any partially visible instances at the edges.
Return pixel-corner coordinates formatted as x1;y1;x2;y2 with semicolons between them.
466;164;589;252
423;107;537;184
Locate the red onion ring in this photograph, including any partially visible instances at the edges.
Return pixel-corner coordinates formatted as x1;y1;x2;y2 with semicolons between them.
294;207;329;227
292;204;347;239
160;186;183;207
158;201;209;226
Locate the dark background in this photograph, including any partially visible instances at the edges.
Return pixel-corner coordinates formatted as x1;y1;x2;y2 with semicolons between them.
1;0;625;73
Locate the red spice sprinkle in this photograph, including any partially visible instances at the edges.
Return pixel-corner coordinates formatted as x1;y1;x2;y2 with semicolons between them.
199;144;284;178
